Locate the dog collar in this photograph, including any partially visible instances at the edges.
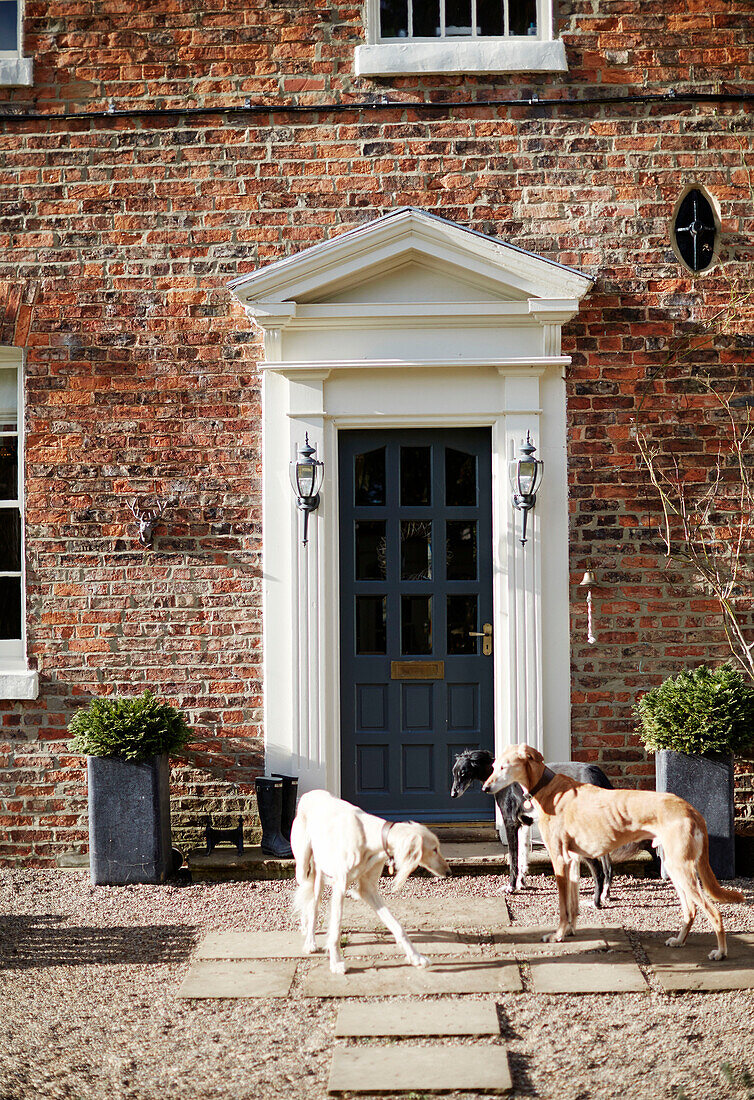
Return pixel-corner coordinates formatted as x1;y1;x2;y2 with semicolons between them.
528;766;556;798
381;820;395;857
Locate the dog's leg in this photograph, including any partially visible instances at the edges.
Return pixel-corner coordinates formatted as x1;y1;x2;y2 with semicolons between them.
601;855;613;904
584;858;603;909
302;868;323;954
566;855;581;933
542;855;576;943
501;819;520;894
516;823;531;890
685;874;727;961
326;877;347;975
359;883;429;968
663;861;697;952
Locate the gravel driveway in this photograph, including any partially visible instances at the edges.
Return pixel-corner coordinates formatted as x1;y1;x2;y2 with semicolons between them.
1;868;753;1100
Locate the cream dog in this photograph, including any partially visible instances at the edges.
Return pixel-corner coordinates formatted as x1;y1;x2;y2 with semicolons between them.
483;744;744;961
291;790;451;974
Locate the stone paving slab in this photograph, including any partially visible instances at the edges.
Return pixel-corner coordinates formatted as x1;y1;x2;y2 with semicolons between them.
177;960;298;998
529;953;648;994
301;957;523;997
342;930;477;957
334;1000;501;1037
485;924;632;957
328;1043;512;1094
642;933;754;991
196;931;314;959
341;896;510;932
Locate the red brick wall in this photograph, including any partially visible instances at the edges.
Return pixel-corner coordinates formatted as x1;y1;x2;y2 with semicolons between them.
0;1;752;862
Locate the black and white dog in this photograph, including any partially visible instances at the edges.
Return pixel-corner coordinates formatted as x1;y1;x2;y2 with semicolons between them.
450;749;614;906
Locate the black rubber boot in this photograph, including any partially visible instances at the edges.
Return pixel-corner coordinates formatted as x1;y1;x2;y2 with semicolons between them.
272;773;299;842
255;777;294;858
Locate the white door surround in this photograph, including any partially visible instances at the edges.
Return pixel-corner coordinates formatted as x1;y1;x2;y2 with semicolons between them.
229;208;593;796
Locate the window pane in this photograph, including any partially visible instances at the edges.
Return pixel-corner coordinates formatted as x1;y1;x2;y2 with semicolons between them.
401;596;432;654
446;521;477;580
401;520;432;581
355;521;387;581
356;596;387;654
445;0;472;33
447;595;478;654
412;0;441;36
380;0;408;36
0;2;17;52
400;446;431;506
0;508;20;571
0;367;18;421
509;0;536;35
0;436;17;498
0;576;21;639
355;447;386;506
445;448;477;506
674;190;716;272
477;0;504;35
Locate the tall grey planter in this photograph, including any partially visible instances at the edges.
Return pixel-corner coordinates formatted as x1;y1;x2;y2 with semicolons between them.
655;750;735;879
87;753;173;885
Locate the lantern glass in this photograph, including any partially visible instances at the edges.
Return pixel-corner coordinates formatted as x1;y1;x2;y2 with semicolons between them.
297;461;317;499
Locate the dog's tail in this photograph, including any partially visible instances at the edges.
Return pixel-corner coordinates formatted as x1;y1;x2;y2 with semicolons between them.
290;815;316;922
697;829;744;905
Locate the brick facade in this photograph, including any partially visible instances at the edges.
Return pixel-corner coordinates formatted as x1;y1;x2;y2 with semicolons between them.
1;1;753;863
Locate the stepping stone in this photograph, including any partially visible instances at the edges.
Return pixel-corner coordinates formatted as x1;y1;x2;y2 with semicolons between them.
529;953;648;994
343;930;476;957
334;1000;500;1037
196;931;315;959
301;957;522;997
486;925;631;957
341;896;510;932
328;1043;512;1094
642;933;754;992
177;960;297;998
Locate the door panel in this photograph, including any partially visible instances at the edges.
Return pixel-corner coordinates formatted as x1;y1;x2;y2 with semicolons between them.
339;428;494;819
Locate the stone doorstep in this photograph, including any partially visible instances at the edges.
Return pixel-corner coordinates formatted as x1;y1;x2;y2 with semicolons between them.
328;1043;512;1095
185;842;657;882
334;1000;501;1037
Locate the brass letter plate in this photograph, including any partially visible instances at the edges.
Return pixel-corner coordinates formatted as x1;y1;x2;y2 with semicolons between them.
391;661;445;680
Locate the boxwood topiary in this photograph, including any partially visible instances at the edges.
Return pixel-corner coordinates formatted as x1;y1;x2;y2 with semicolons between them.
68;691;192;762
634;664;754;757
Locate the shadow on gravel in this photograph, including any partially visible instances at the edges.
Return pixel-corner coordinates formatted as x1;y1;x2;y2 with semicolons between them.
0;915;198;969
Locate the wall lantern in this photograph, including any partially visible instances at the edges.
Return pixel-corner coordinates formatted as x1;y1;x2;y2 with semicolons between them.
579;568;597;645
290;433;324;545
509;432;544;546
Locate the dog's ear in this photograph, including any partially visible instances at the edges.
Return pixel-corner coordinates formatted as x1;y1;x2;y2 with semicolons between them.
519;744;544;764
391;828;423;892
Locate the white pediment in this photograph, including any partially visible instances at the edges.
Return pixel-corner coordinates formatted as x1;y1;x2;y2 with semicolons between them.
229;207;593;322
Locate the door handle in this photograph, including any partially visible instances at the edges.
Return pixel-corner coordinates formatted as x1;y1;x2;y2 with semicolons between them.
468;622;493;656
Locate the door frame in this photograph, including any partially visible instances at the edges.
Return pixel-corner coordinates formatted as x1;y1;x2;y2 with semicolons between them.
229;209;593;798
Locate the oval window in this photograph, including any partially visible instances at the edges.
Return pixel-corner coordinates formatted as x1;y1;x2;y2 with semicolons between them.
673;189;717;272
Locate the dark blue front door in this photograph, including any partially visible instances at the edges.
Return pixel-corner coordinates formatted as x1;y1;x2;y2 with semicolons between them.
339;428;494;820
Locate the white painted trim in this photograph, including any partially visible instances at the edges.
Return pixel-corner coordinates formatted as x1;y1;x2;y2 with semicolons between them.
233;212;590;803
0;668;38;699
355;39;567;76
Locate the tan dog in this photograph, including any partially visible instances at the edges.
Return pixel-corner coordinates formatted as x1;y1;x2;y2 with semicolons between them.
291;790;451;974
483;744;744;960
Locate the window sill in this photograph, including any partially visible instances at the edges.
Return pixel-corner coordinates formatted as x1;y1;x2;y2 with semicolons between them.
0;668;39;700
355;38;567;76
0;56;33;86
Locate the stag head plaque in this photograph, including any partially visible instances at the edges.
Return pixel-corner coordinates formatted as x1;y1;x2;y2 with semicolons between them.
128;497;171;547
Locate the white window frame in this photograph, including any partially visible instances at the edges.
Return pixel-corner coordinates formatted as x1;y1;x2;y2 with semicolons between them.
0;1;33;87
0;348;37;699
356;0;566;75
